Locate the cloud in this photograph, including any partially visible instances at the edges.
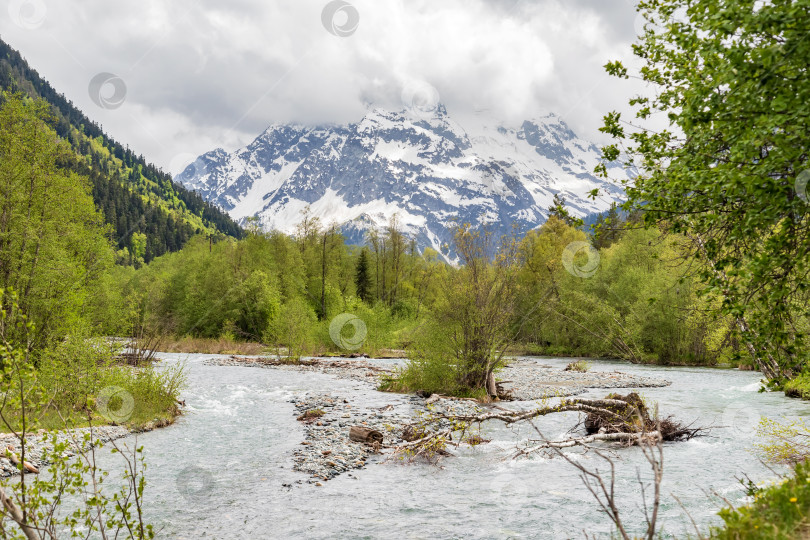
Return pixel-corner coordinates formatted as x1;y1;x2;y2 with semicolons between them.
1;0;644;174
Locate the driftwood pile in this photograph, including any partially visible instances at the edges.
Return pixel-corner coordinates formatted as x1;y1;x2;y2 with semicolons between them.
584;393;703;443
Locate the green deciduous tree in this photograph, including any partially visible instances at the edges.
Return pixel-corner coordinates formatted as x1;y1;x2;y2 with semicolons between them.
516;218;732;365
402;225;521;397
0;94;114;351
597;0;810;379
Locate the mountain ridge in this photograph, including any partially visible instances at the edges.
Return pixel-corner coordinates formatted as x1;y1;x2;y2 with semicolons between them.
176;104;631;259
0;36;243;263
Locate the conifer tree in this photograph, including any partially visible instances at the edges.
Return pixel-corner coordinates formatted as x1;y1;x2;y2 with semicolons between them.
355;247;372;304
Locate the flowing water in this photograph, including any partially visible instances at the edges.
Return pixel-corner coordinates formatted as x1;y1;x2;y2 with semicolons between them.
94;354;810;539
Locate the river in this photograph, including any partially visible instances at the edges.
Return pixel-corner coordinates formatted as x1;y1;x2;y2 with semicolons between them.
94;354;810;539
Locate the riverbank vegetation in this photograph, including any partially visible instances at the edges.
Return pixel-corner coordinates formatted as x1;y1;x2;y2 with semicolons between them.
0;95;184;434
105;209;755;403
1;291;159;539
117;210;750;388
712;461;810;539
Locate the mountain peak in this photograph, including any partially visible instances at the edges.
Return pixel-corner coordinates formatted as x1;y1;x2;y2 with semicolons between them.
175;106;629;260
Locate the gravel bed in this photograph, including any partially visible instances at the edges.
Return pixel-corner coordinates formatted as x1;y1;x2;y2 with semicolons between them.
498;359;671;400
208;356;671;402
0;426;131;477
207;356;391;384
290;392;485;484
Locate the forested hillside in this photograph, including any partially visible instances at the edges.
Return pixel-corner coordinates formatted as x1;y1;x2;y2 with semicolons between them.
0;37;242;264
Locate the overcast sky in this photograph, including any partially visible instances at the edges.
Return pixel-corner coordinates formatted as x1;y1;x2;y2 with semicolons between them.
1;0;646;175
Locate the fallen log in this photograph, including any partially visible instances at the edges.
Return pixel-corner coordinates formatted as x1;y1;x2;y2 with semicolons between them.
5;447;38;474
349;426;383;445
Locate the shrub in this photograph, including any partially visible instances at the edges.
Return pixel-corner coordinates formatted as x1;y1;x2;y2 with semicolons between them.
712;461;810;539
756;417;810;465
783;372;810;400
380;324;488;400
16;330;185;431
564;360;591;372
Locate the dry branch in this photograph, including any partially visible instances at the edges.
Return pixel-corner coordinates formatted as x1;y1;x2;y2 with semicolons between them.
391;394;706;460
515;431;661;456
0;485;41;540
5;446;39;474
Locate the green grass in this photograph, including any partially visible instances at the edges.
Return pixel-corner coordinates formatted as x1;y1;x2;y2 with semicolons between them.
711;461;810;538
784;373;810;400
1;362;186;433
379;355;490;401
1;334;186;434
564;360;592;372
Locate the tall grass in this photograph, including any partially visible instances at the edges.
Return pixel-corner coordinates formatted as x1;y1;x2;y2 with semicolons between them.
161;335;269;355
2;335;186;432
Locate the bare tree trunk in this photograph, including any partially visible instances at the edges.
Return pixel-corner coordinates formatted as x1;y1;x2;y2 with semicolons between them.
485;371;497;398
0;486;40;540
320;231;328;319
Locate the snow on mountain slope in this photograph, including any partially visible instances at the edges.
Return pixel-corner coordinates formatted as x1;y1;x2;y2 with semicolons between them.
175;105;629;259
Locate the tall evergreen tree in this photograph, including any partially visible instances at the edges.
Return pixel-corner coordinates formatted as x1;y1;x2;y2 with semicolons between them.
547;193;580;227
355;248;372;304
591;203;624;250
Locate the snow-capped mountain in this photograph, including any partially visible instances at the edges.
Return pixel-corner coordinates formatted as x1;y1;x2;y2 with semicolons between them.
175;105;630;260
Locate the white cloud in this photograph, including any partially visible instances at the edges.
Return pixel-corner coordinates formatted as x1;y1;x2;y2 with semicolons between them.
1;0;646;175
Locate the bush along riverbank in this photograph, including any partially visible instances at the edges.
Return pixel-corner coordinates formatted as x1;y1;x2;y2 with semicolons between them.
2;334;187;434
0;292;186;478
712;461;810;539
0;342;186;477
